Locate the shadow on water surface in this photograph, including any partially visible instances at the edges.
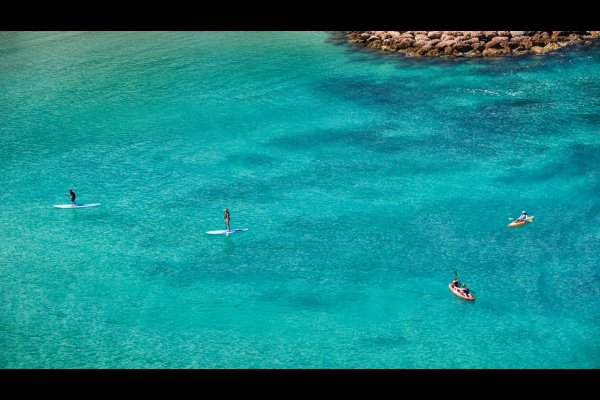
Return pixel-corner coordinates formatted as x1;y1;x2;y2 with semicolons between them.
314;75;433;109
224;153;277;167
360;333;409;348
496;143;600;184
253;285;336;311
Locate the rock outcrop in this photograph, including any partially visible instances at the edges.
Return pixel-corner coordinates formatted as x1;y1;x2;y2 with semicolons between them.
346;31;600;57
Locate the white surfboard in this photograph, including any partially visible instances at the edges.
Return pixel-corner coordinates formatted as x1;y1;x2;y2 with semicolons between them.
206;228;248;235
53;203;101;209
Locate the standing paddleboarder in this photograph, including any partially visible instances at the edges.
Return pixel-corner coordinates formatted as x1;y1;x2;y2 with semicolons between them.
66;189;76;205
224;208;231;232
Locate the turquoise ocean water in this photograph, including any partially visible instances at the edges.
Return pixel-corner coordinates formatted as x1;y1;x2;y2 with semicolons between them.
0;31;598;368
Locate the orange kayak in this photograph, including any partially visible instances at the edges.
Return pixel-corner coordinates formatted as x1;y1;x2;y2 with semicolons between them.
448;283;474;301
508;215;534;228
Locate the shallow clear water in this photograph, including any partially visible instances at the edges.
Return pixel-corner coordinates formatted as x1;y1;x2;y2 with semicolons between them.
0;31;598;368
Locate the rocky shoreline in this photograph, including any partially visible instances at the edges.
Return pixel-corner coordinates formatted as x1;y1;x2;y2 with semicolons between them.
347;31;600;57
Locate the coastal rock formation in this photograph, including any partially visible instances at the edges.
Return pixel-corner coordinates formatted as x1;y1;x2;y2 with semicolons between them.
347;31;600;57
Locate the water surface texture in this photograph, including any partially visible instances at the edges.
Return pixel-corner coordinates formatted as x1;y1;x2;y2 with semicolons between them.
0;32;598;368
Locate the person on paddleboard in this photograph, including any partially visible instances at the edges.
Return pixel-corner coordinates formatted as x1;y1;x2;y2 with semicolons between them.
517;211;528;222
66;189;76;205
224;208;231;232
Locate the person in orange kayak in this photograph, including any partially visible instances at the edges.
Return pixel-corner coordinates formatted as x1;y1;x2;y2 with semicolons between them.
517;210;528;222
452;274;470;294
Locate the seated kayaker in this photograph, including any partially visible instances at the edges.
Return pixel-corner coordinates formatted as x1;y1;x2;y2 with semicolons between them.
451;277;460;287
517;211;528;222
462;286;471;296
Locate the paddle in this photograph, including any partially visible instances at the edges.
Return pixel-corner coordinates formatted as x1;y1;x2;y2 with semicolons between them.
453;270;460;286
454;270;470;290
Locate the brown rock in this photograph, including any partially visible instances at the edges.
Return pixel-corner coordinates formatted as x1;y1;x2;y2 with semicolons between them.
444;46;455;56
519;38;533;49
482;48;503;56
508;40;520;49
347;32;360;42
472;42;486;52
543;42;561;52
359;33;371;41
435;40;452;49
398;38;415;49
531;33;549;46
346;30;598;59
421;43;434;52
454;43;473;53
463;38;480;45
530;46;545;54
485;37;509;49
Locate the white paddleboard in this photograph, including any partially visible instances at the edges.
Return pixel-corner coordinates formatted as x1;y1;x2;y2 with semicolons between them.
53;203;101;209
206;228;248;235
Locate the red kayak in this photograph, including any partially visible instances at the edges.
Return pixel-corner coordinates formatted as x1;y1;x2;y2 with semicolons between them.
448;283;474;301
